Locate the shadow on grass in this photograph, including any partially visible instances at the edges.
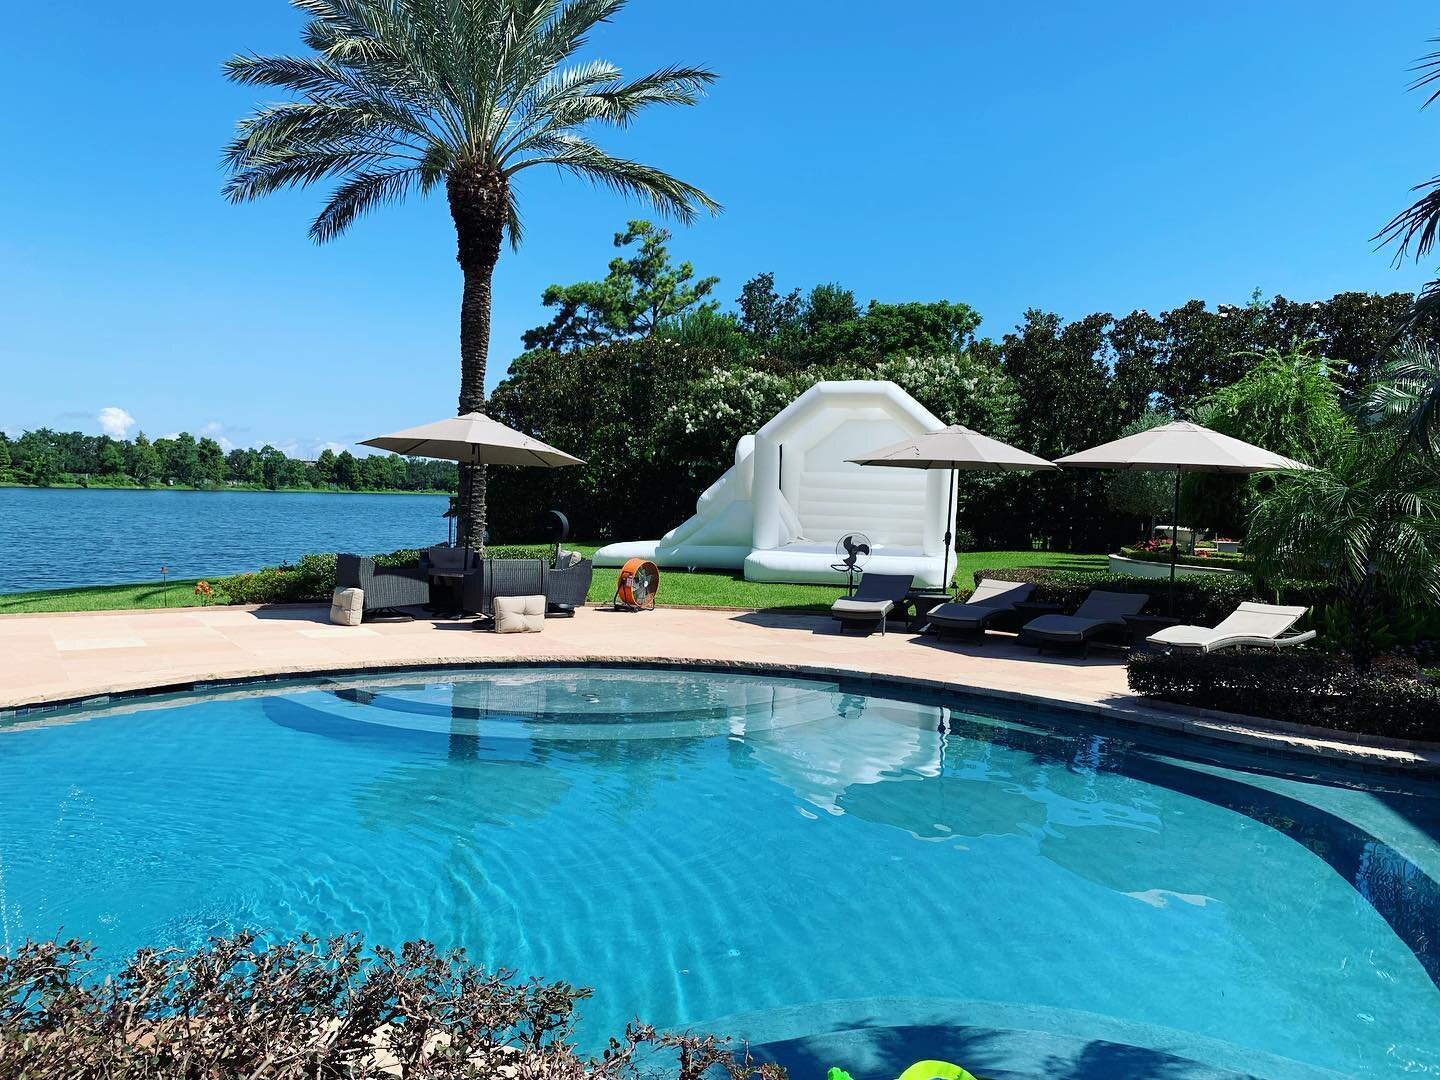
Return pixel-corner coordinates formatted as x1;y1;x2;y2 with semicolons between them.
0;581;198;613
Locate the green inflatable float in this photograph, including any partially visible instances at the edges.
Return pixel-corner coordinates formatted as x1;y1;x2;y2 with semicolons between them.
827;1061;979;1080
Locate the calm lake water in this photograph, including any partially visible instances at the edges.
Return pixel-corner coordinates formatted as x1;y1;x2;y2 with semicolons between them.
0;488;451;593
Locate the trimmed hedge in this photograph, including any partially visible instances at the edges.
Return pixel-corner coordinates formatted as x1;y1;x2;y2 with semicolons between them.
1127;651;1440;741
971;566;1333;627
1117;545;1251;570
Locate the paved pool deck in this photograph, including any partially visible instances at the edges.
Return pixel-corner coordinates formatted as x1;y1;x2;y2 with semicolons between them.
1;603;1436;771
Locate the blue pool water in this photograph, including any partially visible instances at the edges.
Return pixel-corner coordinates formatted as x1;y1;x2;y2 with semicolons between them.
1;667;1437;1077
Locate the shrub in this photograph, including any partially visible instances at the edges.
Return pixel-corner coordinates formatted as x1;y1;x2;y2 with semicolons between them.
0;933;784;1080
213;566;302;605
1126;651;1440;740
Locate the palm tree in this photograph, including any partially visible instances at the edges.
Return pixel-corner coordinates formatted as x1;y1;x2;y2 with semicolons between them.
223;0;719;547
1246;436;1440;671
1376;34;1440;343
1354;339;1440;457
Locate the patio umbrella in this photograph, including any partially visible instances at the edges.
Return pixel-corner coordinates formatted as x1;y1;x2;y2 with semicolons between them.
849;424;1058;595
361;412;584;468
1054;421;1310;611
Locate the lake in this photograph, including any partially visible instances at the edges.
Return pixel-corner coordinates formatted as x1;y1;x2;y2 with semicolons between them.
0;487;453;593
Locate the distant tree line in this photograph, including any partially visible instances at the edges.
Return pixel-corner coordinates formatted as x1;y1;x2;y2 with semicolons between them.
0;430;457;494
483;221;1439;550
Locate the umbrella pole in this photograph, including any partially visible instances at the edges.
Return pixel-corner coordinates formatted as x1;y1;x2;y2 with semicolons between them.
945;467;956;597
1169;466;1180;615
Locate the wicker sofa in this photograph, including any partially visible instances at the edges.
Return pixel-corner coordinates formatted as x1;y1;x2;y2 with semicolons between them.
336;551;593;620
335;554;431;618
461;556;594;617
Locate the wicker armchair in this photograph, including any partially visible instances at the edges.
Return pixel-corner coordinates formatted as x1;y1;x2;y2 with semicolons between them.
546;558;593;610
335;554;430;618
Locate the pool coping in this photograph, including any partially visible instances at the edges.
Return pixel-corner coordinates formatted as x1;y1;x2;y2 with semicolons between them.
4;645;1438;776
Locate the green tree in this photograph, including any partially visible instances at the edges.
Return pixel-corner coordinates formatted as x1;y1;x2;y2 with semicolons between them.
129;433;161;486
736;272;802;346
995;309;1120;550
1248;437;1440;670
98;441;127;477
197;437;228;486
1190;341;1352;533
523;221;719;349
166;432;204;487
314;448;338;486
0;437;11;477
227;448;263;486
26;447;58;487
224;0;718;549
334;450;361;490
258;446;288;490
1106;411;1176;539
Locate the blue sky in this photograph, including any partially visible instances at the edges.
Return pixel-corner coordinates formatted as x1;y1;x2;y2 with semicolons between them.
2;2;1437;457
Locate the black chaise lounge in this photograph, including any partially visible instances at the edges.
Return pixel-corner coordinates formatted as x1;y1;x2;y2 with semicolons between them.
1020;590;1149;656
925;578;1035;637
830;573;914;635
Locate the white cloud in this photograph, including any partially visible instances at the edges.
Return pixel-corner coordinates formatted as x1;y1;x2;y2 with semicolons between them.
314;441;349;456
199;422;235;451
97;406;136;439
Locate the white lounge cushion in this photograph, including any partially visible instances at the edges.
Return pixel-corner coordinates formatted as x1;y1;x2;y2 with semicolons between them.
494;594;546;633
329;587;364;627
830;598;894;618
1147;602;1312;652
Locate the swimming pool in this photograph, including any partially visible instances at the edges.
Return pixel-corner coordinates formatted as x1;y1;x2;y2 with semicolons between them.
1;666;1436;1077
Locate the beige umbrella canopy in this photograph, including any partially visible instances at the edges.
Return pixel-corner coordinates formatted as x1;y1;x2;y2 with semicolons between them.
1054;420;1311;609
850;424;1058;595
1054;420;1308;474
360;412;584;468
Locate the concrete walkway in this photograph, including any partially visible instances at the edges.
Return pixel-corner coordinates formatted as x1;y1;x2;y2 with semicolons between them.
0;604;1435;770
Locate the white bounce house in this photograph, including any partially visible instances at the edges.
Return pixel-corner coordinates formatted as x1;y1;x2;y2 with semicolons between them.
594;381;953;587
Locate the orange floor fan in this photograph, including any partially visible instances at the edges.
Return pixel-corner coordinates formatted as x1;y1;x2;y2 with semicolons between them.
612;558;660;611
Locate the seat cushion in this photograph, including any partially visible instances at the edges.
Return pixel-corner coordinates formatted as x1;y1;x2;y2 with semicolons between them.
1023;614;1103;641
494;594;546;633
927;601;994;627
831;598;893;618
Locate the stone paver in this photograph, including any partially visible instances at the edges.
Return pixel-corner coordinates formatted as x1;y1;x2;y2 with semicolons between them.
0;604;1435;771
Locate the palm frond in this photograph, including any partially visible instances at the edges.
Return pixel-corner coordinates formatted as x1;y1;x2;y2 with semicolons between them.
1374;175;1440;262
310;168;421;242
507;136;720;222
1354;339;1440;454
1409;37;1440;108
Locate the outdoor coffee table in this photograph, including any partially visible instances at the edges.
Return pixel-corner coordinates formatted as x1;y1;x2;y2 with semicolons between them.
427;569;470;617
903;589;953;631
1123;613;1181;649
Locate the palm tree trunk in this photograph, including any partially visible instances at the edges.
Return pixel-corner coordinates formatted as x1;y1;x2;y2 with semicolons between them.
447;166;508;550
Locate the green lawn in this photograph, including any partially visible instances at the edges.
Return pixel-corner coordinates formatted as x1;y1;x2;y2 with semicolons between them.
583;549;1105;612
0;551;1107;616
0;579;216;614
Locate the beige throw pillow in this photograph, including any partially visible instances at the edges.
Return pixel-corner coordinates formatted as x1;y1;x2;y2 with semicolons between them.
330;587;364;627
494;594;546;633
